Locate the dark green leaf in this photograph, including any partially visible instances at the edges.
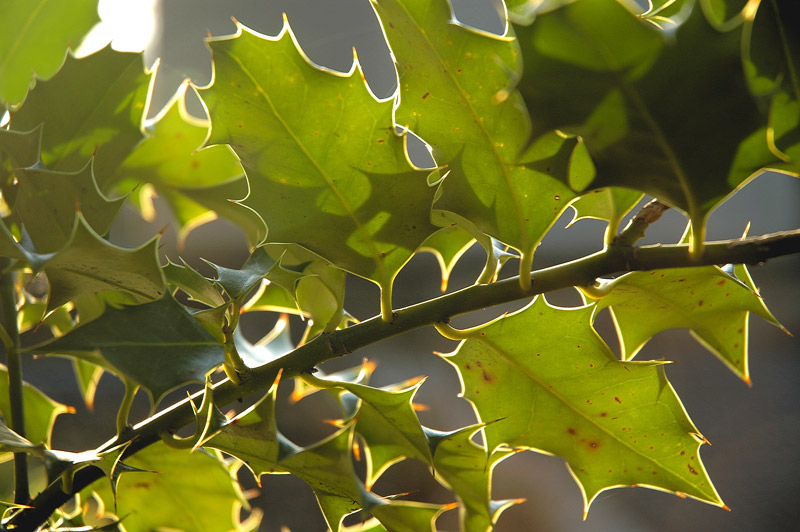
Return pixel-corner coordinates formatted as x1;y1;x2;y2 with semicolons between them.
41;215;165;310
9;46;148;188
516;0;786;245
27;295;224;405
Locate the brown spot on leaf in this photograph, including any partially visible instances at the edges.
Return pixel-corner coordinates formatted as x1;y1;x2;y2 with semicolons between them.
688;464;698;475
600;412;607;417
482;370;492;383
422;92;430;99
587;441;599;450
614;396;622;403
567;428;576;435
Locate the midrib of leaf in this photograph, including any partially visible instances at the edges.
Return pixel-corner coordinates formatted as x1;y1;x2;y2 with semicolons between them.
221;45;387;284
476;334;698;490
0;0;48;80
391;2;528;250
49;55;143;169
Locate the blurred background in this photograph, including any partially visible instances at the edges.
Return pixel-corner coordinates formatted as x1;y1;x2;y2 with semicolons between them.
7;1;800;531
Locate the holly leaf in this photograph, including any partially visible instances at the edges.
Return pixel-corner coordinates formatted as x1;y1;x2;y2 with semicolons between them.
26;295;225;406
0;125;43;169
207;246;306;302
13;161;125;254
40;214;165;310
0;0;99;107
516;0;789;246
419;225;475;292
376;0;582;262
592;264;783;383
441;296;724;515
427;424;520;532
8;46;149;188
90;442;254;532
201;26;439;300
163;258;226;308
0;363;72;446
0;420;44;455
744;0;800;172
568;187;644;244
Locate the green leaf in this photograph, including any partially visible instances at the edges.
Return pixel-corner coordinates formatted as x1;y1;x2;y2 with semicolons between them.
202;27;439;297
419;225;475;292
0;420;43;455
428;424;519;532
27;295;225;406
207;246;307;301
568;187;644;244
40;215;165;310
163;258;226;308
592;263;783;383
516;0;784;246
13;161;125;254
337;378;432;489
376;0;579;259
8;46;148;188
113;96;245;235
441;296;724;515
0;0;99;107
0;363;72;445
90;442;254;532
744;0;800;171
0;124;43;169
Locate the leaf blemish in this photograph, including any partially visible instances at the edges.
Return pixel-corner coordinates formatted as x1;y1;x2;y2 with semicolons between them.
688;464;698;475
614;396;621;403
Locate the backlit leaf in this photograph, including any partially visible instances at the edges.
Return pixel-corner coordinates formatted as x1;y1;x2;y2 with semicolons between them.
90;442;253;532
202;26;439;298
0;364;72;445
376;0;580;261
0;0;99;107
441;296;723;514
592;264;783;383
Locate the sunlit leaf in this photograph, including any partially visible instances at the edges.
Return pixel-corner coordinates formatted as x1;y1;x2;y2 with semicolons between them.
0;363;72;446
0;0;99;107
376;0;580;262
419;225;475;292
428;424;519;532
592;263;783;383
441;296;723;514
13;161;125;254
568;187;644;243
90;442;253;532
202;26;439;299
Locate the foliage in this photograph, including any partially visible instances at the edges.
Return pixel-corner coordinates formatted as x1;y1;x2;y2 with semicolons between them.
1;1;799;531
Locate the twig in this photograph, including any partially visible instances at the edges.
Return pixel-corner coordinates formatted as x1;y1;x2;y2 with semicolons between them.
612;199;671;247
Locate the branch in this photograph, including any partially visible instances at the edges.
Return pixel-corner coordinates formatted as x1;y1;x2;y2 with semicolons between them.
9;227;800;530
1;264;28;505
